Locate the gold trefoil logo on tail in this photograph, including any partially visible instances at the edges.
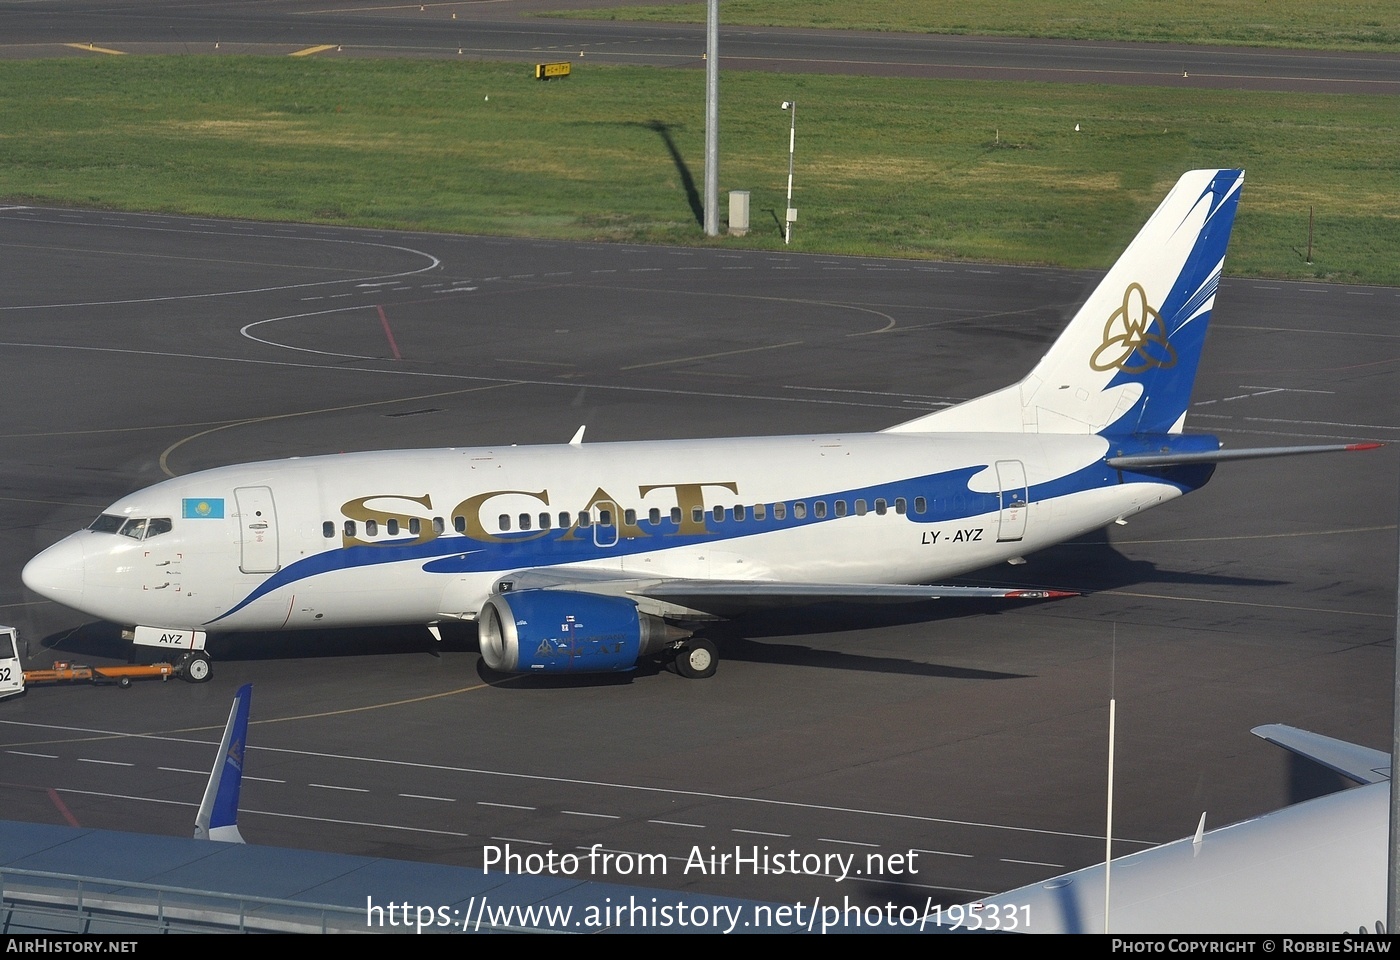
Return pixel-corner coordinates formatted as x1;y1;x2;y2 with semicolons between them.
1089;282;1177;374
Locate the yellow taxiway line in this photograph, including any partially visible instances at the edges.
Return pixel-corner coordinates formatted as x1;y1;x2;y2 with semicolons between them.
64;42;126;56
290;44;337;57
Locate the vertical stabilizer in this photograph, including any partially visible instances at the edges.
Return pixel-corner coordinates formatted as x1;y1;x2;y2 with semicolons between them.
194;682;251;843
886;169;1244;437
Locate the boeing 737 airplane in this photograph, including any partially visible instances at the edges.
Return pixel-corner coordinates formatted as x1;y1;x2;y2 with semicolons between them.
19;169;1378;681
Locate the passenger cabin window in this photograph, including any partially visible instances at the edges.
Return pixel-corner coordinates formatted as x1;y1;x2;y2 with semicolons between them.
773;503;786;521
454;516;466;533
624;509;637;526
834;501;848;518
895;498;907;515
670;507;682;525
914;497;927;514
344;520;357;538
365;520;378;537
854;499;868;517
498;514;511;532
814;501;827;519
793;502;807;520
386;519;399;536
649;508;662;526
753;504;766;521
323;521;335;538
734;504;747;522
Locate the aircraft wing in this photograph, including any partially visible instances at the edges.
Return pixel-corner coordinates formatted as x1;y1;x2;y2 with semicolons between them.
1251;723;1391;784
481;566;1074;620
638;579;1071;610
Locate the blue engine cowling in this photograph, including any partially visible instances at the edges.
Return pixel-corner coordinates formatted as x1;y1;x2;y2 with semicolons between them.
476;589;687;674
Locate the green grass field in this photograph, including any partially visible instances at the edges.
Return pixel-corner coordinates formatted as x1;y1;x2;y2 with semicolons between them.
545;0;1400;50
2;57;1395;283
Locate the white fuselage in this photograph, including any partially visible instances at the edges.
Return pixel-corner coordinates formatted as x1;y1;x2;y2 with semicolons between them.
22;170;1248;645
967;780;1387;934
24;430;1184;634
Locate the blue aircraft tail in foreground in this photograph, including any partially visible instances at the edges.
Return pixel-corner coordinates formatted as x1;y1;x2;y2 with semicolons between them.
194;683;251;843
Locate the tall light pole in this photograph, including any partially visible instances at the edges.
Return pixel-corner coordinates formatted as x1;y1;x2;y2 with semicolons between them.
703;0;719;236
781;100;796;244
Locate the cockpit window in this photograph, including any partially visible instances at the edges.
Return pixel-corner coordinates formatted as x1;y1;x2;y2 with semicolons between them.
90;516;172;540
119;518;148;540
88;514;125;534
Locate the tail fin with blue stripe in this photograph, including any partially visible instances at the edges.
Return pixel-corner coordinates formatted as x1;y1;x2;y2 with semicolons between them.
887;169;1245;437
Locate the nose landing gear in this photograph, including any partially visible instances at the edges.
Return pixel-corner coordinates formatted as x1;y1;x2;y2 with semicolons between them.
176;650;212;683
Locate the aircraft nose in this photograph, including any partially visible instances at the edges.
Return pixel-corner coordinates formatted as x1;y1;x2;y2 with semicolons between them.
22;537;86;608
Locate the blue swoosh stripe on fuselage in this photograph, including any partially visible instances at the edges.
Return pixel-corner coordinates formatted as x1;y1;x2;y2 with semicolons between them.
207;452;1211;625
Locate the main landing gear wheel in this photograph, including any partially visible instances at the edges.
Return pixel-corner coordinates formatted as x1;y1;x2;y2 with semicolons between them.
674;638;718;679
178;651;212;683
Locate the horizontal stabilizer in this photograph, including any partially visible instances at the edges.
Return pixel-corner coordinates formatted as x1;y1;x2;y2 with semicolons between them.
1107;442;1382;470
1251;724;1390;784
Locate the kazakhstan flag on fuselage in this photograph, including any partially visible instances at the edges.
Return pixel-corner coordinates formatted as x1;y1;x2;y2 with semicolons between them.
182;498;225;519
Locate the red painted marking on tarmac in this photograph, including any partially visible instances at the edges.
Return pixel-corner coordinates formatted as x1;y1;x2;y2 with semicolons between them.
377;304;402;361
47;787;81;827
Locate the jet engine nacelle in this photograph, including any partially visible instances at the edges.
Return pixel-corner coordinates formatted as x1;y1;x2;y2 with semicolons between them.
476;589;687;674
